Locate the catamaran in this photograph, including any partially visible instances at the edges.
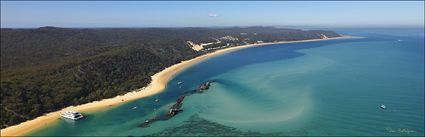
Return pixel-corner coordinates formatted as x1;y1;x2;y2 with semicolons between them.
60;111;84;120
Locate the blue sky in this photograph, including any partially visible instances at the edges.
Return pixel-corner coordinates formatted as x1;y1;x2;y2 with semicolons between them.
1;1;424;28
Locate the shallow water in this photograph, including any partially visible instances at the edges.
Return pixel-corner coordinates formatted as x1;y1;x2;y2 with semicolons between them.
29;28;424;136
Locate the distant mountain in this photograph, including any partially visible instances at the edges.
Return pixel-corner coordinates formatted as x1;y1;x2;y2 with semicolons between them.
0;27;341;128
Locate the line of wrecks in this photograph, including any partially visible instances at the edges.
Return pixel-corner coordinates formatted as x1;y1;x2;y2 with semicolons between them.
139;80;215;128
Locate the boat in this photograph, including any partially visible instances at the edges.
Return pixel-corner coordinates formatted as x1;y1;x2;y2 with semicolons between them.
155;98;160;102
60;111;84;120
132;106;137;109
380;104;386;109
177;81;183;85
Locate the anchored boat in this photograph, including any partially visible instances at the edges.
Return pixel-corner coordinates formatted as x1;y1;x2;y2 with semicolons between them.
380;104;387;110
60;111;84;120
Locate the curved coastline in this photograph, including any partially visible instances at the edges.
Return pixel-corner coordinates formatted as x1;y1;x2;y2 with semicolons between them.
0;36;354;136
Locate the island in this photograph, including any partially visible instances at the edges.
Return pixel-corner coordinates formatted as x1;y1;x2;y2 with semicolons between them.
1;26;345;135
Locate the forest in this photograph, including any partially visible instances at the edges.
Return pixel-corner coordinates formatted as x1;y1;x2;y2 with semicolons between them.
0;26;340;128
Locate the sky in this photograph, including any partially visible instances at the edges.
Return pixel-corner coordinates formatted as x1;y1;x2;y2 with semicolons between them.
1;1;424;28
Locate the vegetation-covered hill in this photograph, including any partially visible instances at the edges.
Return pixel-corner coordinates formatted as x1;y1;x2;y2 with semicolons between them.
0;26;340;128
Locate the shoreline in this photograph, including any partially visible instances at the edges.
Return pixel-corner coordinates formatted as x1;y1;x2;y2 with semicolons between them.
0;35;355;136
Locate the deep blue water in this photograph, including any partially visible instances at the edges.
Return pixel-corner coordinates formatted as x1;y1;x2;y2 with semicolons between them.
30;28;424;136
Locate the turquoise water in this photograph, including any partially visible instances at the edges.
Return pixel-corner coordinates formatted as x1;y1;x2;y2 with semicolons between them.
29;28;424;136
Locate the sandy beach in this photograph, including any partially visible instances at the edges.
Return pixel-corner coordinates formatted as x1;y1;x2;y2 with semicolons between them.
0;36;354;136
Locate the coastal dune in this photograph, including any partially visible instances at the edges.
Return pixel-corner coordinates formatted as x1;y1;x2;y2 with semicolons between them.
0;36;353;136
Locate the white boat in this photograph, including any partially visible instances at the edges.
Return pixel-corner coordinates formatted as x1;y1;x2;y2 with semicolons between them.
61;111;84;120
380;104;386;109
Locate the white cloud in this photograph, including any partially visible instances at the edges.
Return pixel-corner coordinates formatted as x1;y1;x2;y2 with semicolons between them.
208;13;218;17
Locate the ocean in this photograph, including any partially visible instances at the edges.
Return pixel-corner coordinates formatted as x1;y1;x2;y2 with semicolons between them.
29;28;424;136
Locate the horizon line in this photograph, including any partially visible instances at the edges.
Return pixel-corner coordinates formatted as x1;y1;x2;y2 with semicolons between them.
1;24;424;29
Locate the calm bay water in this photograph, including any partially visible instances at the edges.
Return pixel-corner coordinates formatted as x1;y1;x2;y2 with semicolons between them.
29;28;424;136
